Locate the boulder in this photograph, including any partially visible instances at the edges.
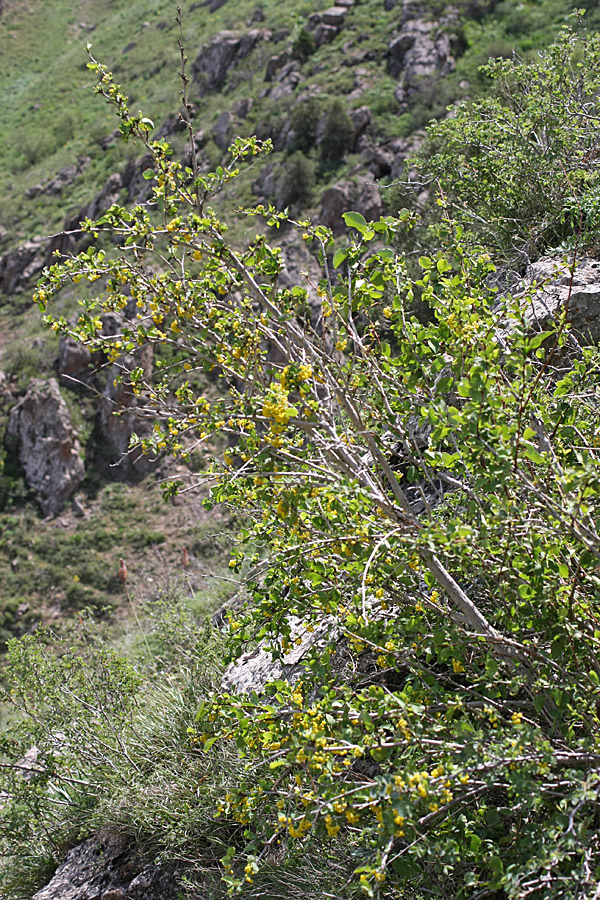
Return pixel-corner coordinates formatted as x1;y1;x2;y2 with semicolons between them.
313;23;339;47
268;64;303;105
0;236;50;295
231;97;254;118
350;105;372;138
252;162;277;201
522;257;600;346
319;181;355;233
360;139;394;178
321;6;349;25
193;29;269;94
213;110;232;150
265;48;292;82
58;335;93;386
7;379;85;517
96;320;155;481
32;834;179;900
388;2;456;105
223;618;319;693
357;179;384;221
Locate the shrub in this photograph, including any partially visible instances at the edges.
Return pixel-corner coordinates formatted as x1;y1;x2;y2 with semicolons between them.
289;97;321;153
320;99;355;161
19;41;600;900
277;151;316;208
291;27;316;63
416;24;600;265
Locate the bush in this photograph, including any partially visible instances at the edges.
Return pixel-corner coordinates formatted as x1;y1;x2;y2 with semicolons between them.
289;97;321;153
291;27;316;63
416;25;600;265
320;99;355;161
20;44;600;900
277;152;316;208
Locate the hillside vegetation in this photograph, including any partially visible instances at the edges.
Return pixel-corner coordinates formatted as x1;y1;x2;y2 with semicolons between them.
2;1;600;899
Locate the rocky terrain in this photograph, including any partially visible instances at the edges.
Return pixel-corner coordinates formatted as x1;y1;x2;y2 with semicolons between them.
0;0;597;896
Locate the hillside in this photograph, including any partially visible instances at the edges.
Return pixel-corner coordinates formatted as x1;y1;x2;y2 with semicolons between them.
0;0;590;647
2;0;600;898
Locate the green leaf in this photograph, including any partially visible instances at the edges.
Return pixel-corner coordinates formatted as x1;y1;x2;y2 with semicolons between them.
524;445;545;465
142;169;155;180
342;211;367;231
333;248;348;268
470;834;482;853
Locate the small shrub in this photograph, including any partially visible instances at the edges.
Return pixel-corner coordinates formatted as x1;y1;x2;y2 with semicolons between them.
277;152;316;208
291;27;316;63
319;99;355;162
289;97;321;153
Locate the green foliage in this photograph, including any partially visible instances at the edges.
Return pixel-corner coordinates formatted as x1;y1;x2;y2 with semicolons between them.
278;152;316;209
24;52;600;900
291;27;316;63
320;99;355;162
0;608;233;898
289;98;321;153
416;24;600;264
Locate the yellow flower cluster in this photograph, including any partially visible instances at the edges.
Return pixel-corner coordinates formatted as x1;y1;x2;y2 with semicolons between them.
262;384;292;424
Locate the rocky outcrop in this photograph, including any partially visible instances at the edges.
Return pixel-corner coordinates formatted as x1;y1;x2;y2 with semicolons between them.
58;335;93;386
223;615;329;693
0;236;50;295
96;317;155;481
25;156;91;200
523;257;600;346
32;834;179;900
388;2;457;106
307;1;354;47
6;378;85;517
213;110;232;151
193;29;270;94
319;182;355;233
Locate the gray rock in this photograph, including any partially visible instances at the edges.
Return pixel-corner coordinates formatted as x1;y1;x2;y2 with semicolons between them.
223;616;330;693
213;110;232;150
313;23;339;47
231;97;254;118
350;105;372;140
0;236;49;295
96;331;155;481
319;181;355;233
7;379;85;517
265;48;292;81
58;335;93;386
357;179;384;221
321;6;348;25
31;834;179;900
388;2;456;104
268;65;303;104
193;29;270;94
360;138;394;178
252;162;277;200
522;257;600;346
